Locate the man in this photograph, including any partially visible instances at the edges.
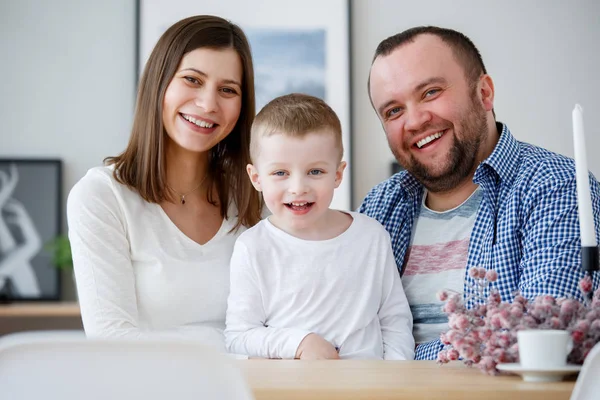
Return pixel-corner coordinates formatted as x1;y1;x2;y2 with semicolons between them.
360;26;600;360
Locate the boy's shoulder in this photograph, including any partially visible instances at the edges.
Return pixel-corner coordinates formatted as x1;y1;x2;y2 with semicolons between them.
347;211;392;241
237;218;271;243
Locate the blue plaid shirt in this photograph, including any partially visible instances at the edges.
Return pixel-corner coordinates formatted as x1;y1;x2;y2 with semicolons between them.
359;123;600;360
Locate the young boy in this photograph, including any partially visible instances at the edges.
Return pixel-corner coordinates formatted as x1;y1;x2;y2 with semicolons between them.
225;93;414;360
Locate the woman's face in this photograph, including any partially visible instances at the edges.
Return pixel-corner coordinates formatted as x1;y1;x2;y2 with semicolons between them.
162;47;243;154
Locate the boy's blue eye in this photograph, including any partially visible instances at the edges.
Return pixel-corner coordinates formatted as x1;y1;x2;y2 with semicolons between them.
273;171;286;176
309;169;323;176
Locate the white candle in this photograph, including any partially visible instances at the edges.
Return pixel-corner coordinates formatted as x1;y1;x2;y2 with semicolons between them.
573;104;597;246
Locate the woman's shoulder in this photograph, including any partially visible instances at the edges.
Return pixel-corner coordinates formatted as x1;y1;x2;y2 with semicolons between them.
67;165;141;215
69;166;125;202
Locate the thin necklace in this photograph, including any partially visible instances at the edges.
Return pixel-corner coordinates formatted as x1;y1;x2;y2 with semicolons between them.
167;175;208;205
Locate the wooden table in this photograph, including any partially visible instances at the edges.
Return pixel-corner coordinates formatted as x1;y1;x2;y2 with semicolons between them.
238;360;576;400
0;302;81;318
0;302;82;335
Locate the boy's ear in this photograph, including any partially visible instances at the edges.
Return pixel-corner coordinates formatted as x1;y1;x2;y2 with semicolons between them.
246;164;262;191
334;161;347;188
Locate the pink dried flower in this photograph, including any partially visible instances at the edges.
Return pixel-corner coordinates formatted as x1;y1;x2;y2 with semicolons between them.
541;295;556;306
456;315;470;331
437;269;600;375
549;317;562;329
478;356;497;375
514;295;528;306
478;328;492;341
560;299;579;316
487;290;502;306
447;349;459;361
580;276;593;294
485;270;498;282
437;350;449;364
575;320;590;335
443;300;458;314
572;330;585;344
437;290;449;301
509;305;523;319
477;268;487;279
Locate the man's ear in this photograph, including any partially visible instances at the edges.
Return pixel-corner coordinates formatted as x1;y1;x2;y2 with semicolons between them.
479;74;495;112
334;161;347;189
247;164;262;191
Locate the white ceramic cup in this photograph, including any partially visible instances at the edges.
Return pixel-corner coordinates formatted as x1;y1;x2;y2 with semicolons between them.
517;329;573;369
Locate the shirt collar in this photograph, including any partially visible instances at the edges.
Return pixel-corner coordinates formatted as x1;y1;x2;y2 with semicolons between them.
474;122;520;186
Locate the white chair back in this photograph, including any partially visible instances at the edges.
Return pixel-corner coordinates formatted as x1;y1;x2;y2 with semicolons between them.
0;331;254;400
570;342;600;400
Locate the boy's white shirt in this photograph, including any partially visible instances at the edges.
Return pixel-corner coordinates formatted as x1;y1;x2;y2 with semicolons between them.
225;211;415;360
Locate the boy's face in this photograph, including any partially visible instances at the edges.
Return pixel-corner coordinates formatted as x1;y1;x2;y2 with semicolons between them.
247;131;346;237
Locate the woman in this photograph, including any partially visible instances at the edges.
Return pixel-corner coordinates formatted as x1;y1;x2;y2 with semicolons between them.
67;15;262;348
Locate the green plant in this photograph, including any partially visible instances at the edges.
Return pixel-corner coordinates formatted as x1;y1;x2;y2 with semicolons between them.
45;235;72;270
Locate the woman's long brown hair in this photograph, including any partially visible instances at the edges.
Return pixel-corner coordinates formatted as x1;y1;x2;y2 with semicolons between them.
105;15;261;230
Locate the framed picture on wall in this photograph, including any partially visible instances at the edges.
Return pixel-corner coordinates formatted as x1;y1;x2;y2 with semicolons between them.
0;159;61;302
137;0;353;210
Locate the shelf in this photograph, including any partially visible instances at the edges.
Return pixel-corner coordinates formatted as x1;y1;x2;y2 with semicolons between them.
0;302;81;318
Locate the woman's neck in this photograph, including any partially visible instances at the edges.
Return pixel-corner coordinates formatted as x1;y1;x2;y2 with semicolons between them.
165;142;209;194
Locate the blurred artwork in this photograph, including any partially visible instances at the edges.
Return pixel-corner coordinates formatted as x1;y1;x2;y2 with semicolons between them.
245;29;326;112
0;160;61;301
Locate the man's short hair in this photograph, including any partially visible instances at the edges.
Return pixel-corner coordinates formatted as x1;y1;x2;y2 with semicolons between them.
250;93;343;161
372;26;488;86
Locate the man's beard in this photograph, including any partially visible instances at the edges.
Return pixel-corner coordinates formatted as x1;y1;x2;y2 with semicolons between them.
392;95;487;193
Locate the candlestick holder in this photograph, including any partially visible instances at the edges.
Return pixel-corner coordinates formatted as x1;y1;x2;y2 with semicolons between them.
582;246;599;275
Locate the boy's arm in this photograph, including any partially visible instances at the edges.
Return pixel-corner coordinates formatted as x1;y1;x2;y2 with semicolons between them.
378;238;415;360
225;241;312;359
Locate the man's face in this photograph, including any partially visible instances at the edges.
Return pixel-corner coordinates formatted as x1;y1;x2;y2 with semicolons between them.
369;34;489;193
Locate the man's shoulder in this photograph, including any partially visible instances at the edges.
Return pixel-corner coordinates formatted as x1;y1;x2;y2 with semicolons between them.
359;172;409;216
513;141;580;189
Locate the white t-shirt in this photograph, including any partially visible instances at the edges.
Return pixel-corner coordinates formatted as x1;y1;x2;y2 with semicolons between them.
225;212;414;360
67;166;244;350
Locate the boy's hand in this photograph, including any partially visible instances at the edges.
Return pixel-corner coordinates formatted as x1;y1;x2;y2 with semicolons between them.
295;333;340;360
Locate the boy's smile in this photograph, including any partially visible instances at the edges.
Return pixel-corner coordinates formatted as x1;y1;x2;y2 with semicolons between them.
247;131;346;240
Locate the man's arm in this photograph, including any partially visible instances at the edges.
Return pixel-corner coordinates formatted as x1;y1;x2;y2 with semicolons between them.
517;172;600;300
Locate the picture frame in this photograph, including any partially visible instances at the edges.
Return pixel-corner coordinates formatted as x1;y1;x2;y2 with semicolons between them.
0;159;62;302
137;0;353;210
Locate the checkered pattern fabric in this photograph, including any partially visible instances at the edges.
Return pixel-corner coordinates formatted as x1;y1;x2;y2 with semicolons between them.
360;123;600;360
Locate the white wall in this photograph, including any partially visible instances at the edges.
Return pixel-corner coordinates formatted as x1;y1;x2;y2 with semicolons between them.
351;0;600;206
1;0;599;298
1;0;135;207
0;0;136;299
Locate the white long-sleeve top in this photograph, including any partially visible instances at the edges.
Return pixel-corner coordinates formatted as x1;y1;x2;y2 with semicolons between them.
225;212;414;360
67;166;244;350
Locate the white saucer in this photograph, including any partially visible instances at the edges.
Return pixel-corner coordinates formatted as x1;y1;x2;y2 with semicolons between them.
496;363;581;382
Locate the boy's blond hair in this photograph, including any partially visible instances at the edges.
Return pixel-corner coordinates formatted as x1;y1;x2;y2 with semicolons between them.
250;93;343;161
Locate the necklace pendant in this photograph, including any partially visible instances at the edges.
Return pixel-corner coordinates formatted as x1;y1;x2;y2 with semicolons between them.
181;196;186;205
